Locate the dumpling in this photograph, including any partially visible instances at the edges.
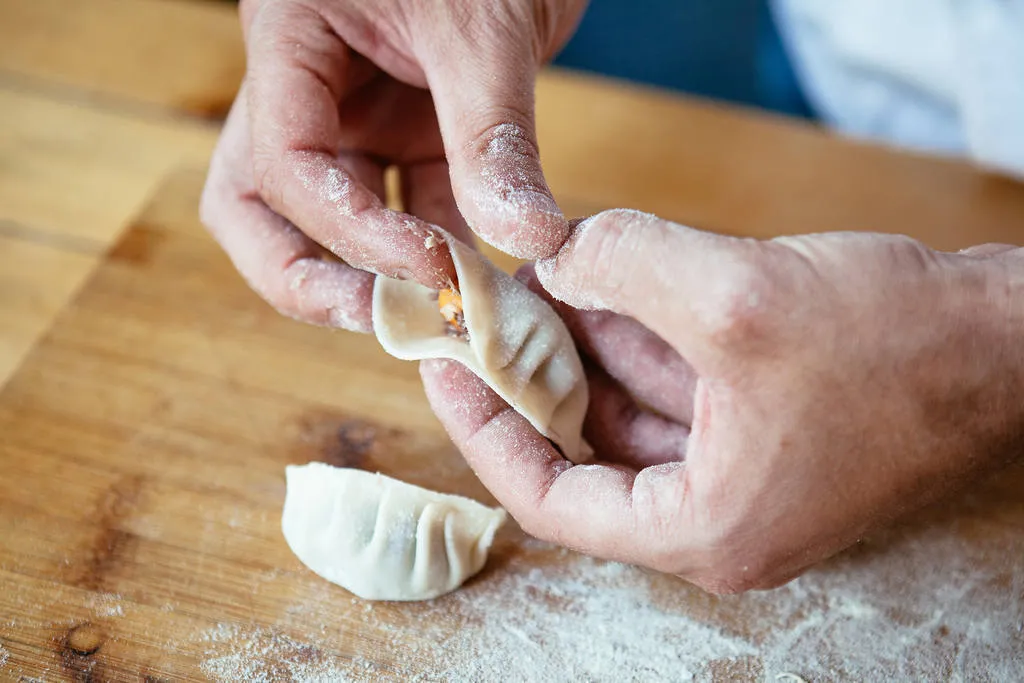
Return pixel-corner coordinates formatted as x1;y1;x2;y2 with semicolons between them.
281;463;507;601
373;234;591;462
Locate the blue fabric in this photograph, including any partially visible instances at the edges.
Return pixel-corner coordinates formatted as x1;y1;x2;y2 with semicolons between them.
552;0;815;119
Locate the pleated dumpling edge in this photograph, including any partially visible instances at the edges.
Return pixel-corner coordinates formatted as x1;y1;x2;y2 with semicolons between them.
372;235;590;463
282;463;507;601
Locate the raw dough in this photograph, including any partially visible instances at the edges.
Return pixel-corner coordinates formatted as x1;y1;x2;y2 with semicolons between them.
373;235;591;462
282;463;507;601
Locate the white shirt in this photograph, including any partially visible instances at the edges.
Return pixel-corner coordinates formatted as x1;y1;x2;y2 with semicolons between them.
771;0;1024;179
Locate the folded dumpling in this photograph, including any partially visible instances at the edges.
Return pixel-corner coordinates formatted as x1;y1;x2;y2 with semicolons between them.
373;235;591;462
282;463;507;601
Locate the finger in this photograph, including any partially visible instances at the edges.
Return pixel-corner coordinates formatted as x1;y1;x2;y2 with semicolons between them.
573;310;698;422
519;264;697;423
245;3;455;288
583;365;689;469
201;93;373;331
337;152;386;203
535;209;758;371
420;358;693;572
400;160;476;246
416;14;569;258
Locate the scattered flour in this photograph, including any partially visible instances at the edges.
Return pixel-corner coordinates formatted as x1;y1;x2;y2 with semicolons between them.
0;642;9;669
196;550;756;682
86;592;125;618
414;557;754;682
199;622;377;683
193;504;1024;682
324;167;351;208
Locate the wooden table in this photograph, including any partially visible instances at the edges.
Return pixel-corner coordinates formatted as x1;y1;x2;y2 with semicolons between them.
2;1;1023;680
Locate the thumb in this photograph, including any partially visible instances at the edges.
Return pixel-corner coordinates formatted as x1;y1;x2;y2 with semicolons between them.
418;20;568;259
536;209;769;372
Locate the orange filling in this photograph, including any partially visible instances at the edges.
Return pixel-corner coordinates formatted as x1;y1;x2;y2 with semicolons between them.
438;288;468;340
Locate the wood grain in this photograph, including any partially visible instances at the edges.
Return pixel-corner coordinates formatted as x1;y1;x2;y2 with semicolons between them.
1;1;1023;677
0;168;509;681
0;0;244;117
0;168;1021;681
0;234;95;390
0;87;219;387
0;88;219;246
536;70;1024;249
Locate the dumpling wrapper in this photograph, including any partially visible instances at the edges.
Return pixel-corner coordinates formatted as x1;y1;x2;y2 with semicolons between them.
282;463;507;601
373;236;591;462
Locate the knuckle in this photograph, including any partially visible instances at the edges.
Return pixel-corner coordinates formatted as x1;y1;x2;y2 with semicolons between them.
506;467;573;547
675;501;777;593
237;255;313;327
469;116;539;166
699;252;773;347
509;508;557;547
251;151;285;210
639;463;794;595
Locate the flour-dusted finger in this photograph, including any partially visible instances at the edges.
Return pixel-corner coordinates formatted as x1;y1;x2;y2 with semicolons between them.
582;365;690;470
245;2;455;288
201;94;374;331
420;358;698;574
415;6;569;258
536;209;770;375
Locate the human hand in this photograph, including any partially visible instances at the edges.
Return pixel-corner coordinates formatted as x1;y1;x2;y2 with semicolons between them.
421;209;1024;593
200;0;586;330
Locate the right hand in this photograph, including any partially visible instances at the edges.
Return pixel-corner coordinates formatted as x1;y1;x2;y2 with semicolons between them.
422;209;1024;593
200;0;587;331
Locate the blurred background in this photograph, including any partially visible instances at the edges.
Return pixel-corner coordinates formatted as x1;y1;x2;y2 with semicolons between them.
3;0;1022;393
552;0;814;120
217;0;815;120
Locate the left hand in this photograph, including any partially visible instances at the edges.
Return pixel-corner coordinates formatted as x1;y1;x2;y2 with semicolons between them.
420;209;1024;593
200;0;586;331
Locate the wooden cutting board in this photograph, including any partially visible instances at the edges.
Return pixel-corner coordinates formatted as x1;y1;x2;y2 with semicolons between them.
1;167;1022;682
